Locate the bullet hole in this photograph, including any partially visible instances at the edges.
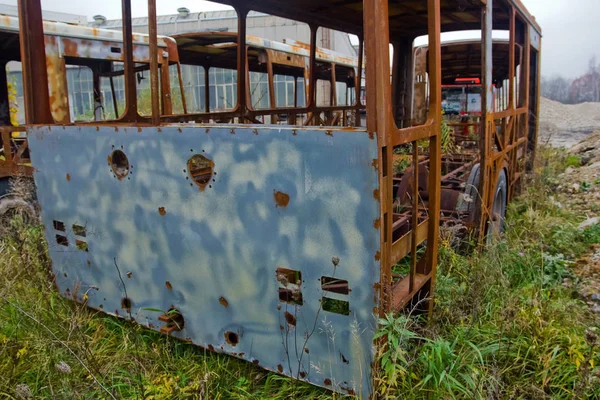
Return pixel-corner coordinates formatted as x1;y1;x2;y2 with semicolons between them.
66;173;70;181
187;154;214;189
225;331;239;346
304;347;309;354
340;352;349;364
219;296;229;308
126;272;132;278
165;281;172;290
121;297;132;311
158;207;166;216
109;149;130;180
324;378;332;386
284;311;296;326
299;371;307;378
273;190;290;207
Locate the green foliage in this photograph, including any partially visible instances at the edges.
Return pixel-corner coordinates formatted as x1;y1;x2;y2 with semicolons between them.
565;154;582;168
375;145;600;399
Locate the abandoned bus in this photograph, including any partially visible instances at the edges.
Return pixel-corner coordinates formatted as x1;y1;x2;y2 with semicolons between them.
16;0;541;396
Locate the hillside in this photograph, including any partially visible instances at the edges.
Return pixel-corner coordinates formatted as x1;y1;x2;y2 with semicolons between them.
540;97;600;147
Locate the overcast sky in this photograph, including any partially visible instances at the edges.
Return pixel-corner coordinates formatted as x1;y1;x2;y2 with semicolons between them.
2;0;598;78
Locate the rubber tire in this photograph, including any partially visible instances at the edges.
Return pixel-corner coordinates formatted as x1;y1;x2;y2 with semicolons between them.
486;169;508;244
456;163;480;222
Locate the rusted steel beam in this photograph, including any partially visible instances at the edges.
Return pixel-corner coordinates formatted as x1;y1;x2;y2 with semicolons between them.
17;0;52;124
478;0;494;240
355;38;363;127
425;0;441;293
148;0;160;125
236;8;248;114
364;0;394;315
120;0;138;121
177;63;188;114
508;7;516;111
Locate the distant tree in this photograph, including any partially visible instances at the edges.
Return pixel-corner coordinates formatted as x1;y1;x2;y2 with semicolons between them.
568;56;600;103
541;75;572;103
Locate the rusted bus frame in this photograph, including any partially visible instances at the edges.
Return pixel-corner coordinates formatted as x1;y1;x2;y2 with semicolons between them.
172;30;362;126
0;126;32;178
364;0;442;314
477;3;535;239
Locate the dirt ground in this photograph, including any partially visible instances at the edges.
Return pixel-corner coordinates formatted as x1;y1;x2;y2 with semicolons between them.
539;97;600;148
557;130;600;312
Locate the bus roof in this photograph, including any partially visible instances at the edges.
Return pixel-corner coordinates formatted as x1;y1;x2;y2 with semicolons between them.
173;32;359;69
0;14;175;48
213;0;541;39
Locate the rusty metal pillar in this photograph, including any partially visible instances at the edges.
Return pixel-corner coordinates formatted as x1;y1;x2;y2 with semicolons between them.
17;0;52;124
355;37;363;127
364;0;394;315
478;0;494;239
236;8;248;116
425;0;442;304
121;0;138;121
148;0;160;125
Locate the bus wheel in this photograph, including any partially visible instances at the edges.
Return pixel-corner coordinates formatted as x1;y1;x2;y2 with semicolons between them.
486;169;507;243
0;196;37;236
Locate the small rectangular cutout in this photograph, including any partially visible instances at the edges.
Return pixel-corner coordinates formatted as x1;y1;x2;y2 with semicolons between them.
73;224;86;237
276;267;303;305
322;297;350;315
55;234;68;247
76;240;88;252
278;288;303;305
53;220;65;232
110;46;121;53
321;276;349;295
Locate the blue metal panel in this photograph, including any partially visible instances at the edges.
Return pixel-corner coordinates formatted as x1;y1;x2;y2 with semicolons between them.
28;124;380;397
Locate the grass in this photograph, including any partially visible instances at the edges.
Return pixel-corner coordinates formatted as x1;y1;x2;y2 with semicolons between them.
2;146;600;399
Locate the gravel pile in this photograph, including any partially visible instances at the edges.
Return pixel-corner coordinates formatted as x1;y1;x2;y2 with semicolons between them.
539;97;600;147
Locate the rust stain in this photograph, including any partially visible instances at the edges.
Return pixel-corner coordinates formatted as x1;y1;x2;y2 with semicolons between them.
292;130;297;136
66;173;70;181
299;371;307;378
252;129;258;135
114;127;119;132
252;360;259;365
137;127;142;132
373;218;381;229
230;129;235;135
165;281;172;290
371;158;379;169
107;155;112;165
373;189;380;200
274;191;290;208
325;130;333;137
87;260;91;268
324;378;332;386
304;347;309;354
205;128;210;134
368;131;375;140
208;344;215;351
277;364;283;373
99;304;103;309
374;251;381;261
126;271;132;279
284;311;296;326
219;296;229;308
158;207;166;216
